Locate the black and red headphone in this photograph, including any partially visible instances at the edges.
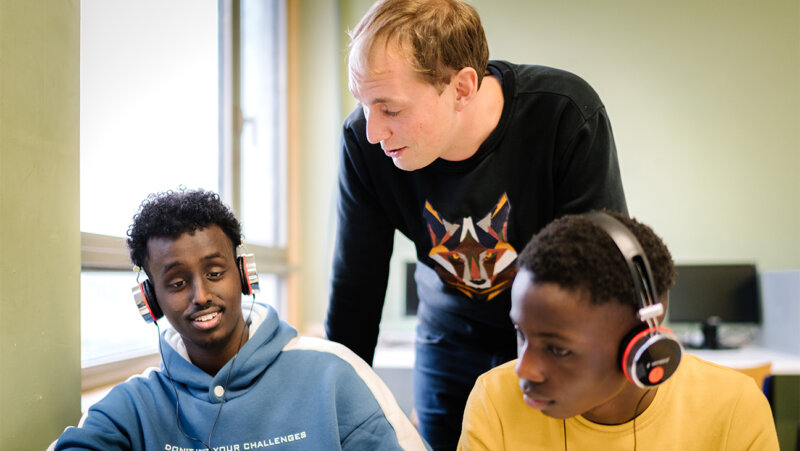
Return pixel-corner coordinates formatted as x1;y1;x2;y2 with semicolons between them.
585;212;683;388
132;253;260;323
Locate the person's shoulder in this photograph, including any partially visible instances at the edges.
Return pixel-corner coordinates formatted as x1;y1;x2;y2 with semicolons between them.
675;354;765;398
502;62;592;88
680;354;756;381
102;366;163;400
281;335;368;368
667;354;777;444
283;335;350;352
494;60;604;111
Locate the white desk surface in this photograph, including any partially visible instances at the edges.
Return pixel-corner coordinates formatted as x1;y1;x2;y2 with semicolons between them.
687;346;800;375
373;345;416;369
374;344;800;376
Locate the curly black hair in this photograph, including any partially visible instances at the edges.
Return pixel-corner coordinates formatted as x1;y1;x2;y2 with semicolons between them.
127;189;242;277
517;210;676;310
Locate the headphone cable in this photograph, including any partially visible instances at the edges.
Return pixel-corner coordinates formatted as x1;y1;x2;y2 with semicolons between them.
156;320;210;449
156;293;257;449
205;293;257;447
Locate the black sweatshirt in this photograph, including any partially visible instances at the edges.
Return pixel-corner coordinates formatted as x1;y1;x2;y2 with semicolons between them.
326;61;628;364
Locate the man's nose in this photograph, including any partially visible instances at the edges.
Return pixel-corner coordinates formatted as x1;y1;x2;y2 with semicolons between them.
515;346;546;383
191;279;212;305
365;110;390;144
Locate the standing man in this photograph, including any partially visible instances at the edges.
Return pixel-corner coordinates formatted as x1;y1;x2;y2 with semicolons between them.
325;0;627;449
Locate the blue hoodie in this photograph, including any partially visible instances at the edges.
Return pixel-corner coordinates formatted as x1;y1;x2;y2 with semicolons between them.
52;303;428;450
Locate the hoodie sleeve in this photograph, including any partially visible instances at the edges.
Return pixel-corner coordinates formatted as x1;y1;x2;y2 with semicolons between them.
50;385;140;450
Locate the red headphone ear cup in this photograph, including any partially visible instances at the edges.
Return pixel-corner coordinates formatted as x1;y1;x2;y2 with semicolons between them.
619;324;649;378
133;279;163;323
620;325;682;387
237;254;260;295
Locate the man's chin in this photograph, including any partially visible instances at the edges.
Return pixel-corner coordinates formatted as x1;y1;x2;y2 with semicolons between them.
182;328;236;351
391;156;430;172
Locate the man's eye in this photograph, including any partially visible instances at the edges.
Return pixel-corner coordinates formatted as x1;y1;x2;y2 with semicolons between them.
169;280;185;289
384;109;399;117
208;271;224;279
549;346;570;357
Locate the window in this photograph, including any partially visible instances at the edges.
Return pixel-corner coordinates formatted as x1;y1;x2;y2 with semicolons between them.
80;0;288;387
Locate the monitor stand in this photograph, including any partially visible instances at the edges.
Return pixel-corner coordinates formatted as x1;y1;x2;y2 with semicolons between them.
688;316;733;350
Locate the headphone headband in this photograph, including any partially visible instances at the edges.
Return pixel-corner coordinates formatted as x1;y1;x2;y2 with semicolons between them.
584;212;659;315
584;211;682;388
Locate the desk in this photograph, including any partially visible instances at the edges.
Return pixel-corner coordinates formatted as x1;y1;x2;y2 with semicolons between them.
687;346;800;375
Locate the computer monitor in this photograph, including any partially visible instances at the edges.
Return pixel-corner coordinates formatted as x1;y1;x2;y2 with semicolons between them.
667;264;761;349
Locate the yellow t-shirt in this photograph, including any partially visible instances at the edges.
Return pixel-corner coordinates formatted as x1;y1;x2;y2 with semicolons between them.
458;354;778;450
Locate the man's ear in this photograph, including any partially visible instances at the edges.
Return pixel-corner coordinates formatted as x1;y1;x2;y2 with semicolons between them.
452;67;479;110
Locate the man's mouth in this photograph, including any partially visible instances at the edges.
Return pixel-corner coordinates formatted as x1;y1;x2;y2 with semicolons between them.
522;393;555;410
195;312;217;322
520;382;555;410
383;146;406;158
191;310;222;330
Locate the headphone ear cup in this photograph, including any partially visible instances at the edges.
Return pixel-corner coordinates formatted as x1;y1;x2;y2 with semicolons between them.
237;254;260;295
132;279;163;323
619;325;683;388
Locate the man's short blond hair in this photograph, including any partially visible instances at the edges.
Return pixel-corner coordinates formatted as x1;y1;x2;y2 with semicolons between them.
348;0;489;93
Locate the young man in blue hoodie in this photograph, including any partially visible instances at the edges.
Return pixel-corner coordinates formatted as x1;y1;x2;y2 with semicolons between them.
51;189;428;450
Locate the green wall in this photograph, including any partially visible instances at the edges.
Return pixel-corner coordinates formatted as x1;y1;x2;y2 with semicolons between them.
292;0;344;333
0;0;82;448
473;0;800;270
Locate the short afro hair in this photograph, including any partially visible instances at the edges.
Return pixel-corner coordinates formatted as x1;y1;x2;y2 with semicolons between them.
517;210;676;310
127;189;242;276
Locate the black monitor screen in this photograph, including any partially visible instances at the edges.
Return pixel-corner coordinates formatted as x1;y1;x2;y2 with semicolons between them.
667;264;761;324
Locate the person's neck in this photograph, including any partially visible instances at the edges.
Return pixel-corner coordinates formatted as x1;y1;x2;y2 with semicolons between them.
185;322;249;377
582;386;657;425
446;73;504;161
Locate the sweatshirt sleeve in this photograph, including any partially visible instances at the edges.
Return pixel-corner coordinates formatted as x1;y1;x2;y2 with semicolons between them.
325;113;396;365
50;388;139;450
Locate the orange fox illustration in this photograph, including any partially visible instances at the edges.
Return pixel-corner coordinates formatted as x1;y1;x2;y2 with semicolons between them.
423;194;518;301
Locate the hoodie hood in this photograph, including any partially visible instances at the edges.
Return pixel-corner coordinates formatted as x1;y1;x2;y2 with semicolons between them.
160;302;297;402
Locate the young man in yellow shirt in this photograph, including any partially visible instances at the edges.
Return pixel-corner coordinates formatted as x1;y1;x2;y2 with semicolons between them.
459;211;779;450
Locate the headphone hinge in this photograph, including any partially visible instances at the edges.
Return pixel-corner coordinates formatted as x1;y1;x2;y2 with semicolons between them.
637;303;663;322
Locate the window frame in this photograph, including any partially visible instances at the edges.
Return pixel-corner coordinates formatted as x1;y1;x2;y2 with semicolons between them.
79;0;290;391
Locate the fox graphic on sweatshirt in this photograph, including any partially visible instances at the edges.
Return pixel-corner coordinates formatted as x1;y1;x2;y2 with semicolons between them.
423;194;518;301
